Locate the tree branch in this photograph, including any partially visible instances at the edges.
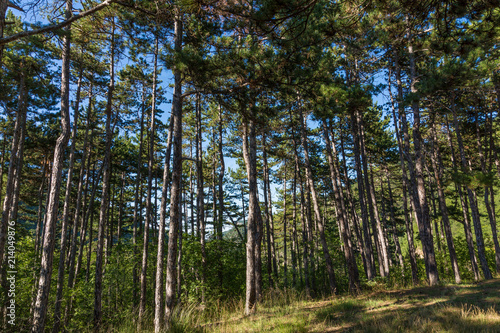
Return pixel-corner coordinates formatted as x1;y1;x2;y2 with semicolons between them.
0;0;114;45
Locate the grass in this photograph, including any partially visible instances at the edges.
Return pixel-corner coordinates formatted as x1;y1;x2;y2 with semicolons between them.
108;279;500;332
201;279;500;333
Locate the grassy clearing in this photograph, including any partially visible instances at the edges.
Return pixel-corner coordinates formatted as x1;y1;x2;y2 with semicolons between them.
200;279;500;333
108;279;500;332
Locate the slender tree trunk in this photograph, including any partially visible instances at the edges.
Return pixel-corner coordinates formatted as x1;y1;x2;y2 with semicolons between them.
358;109;390;277
139;34;159;323
65;121;93;325
283;161;288;288
476;112;500;274
154;105;175;333
444;115;480;280
196;93;207;303
300;110;336;294
384;170;405;270
31;1;72;328
132;87;146;311
430;115;461;283
0;62;27;274
164;13;183;326
450;96;492;280
407;27;439;285
323;121;359;293
93;19;116;329
242;115;261;315
291;163;298;288
389;58;419;284
350;109;375;280
485;111;500;274
53;69;83;333
262;135;273;287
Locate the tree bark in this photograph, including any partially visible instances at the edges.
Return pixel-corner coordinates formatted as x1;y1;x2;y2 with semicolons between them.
389;55;419;284
164;13;183;326
430;114;461;283
93;18;115;329
300;110;336;295
139;34;159;323
450;96;492;280
444;114;480;281
243;116;259;315
154;104;175;333
31;1;72;329
322;121;360;293
53;68;83;333
350;109;375;280
407;28;439;285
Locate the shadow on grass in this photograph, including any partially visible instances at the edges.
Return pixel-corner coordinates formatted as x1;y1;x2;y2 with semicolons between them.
309;279;500;332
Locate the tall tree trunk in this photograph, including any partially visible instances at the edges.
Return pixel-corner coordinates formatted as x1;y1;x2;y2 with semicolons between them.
53;68;83;333
139;34;159;323
430;115;461;284
444;115;480;281
358;110;390;277
384;170;405;271
476;112;500;274
65;117;94;325
350;109;375;280
132;87;146;310
264;140;278;282
31;0;72;329
242;115;260;315
93;18;115;329
291;163;298;288
322;121;359;293
389;56;419;284
283;161;288;288
164;13;183;326
338;121;368;280
0;63;27;274
485;111;500;274
196;93;207;303
300;110;336;295
154;105;175;333
407;28;439;285
262;135;273;287
450;95;492;280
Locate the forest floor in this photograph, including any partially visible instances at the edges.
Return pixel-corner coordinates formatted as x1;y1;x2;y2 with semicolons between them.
203;279;500;333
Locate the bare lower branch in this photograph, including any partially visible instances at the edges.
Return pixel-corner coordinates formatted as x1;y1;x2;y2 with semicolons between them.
0;0;113;45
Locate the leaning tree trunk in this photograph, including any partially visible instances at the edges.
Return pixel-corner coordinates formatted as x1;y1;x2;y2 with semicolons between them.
53;68;82;333
31;1;72;329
